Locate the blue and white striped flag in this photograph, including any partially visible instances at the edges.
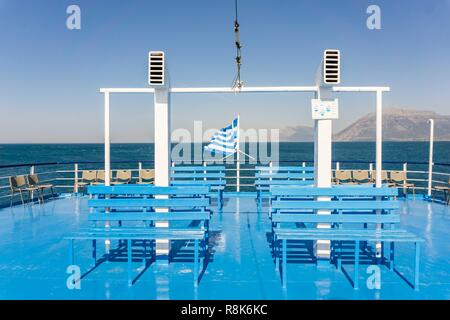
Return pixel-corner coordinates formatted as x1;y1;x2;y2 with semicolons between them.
204;117;238;155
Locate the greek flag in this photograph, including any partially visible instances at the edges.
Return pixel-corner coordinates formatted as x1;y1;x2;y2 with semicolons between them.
204;117;238;154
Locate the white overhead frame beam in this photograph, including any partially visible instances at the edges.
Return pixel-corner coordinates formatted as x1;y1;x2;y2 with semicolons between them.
100;86;389;94
101;85;389;189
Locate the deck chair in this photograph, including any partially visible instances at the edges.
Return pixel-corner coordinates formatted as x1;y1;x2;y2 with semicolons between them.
370;170;393;186
27;174;55;202
111;170;132;185
334;170;355;184
352;170;371;184
434;178;450;205
77;170;97;192
9;175;40;206
390;171;415;197
92;170;113;185
137;169;155;184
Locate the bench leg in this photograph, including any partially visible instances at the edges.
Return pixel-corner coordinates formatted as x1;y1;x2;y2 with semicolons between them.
354;240;359;290
274;239;279;272
282;239;287;288
194;239;199;287
92;240;97;266
389;242;395;271
337;241;342;271
414;242;420;291
127;239;132;286
142;240;147;268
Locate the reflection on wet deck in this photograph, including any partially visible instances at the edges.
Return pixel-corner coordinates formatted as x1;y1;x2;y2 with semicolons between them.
0;195;448;300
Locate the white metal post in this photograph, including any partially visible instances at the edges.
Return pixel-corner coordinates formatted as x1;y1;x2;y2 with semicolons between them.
74;163;79;193
30;165;35;201
428;119;434;197
314;117;333;260
154;88;171;260
104;92;111;186
403;163;408;194
236;114;240;192
375;90;383;188
375;90;383;257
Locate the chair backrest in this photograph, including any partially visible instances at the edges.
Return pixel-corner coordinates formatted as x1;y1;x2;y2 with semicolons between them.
115;170;131;182
335;170;352;182
10;175;27;190
390;171;406;183
81;170;97;182
27;174;40;186
96;170;112;182
370;170;389;182
352;170;369;182
139;169;155;183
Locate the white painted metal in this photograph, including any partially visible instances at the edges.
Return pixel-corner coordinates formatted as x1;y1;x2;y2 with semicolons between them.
375;90;383;257
314;117;333;259
100;86;389;94
154;88;171;258
100;78;390;263
236;113;241;192
74;163;79;193
428;119;434;197
104;92;111;186
375;90;383;188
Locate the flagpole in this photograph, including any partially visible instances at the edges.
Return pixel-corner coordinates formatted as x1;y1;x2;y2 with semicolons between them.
236;114;240;192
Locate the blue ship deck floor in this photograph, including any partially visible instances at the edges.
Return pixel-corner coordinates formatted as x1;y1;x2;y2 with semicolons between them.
0;194;449;300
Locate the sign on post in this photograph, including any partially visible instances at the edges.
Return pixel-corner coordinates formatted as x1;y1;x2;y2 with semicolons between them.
311;99;339;120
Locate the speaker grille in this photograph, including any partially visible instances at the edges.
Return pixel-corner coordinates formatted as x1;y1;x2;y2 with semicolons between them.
323;50;340;84
148;51;165;86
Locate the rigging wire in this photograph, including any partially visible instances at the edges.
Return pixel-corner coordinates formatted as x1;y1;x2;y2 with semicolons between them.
232;0;243;91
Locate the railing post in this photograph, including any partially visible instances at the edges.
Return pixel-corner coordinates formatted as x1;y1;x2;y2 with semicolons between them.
428;119;434;197
403;163;408;194
138;162;142;183
30;165;35;201
302;162;306;181
74;163;79;194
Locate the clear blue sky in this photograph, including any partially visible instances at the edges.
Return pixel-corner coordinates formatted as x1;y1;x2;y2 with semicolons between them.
0;0;449;143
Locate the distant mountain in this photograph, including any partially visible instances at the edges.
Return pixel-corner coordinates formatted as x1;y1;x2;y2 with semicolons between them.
334;108;450;141
280;125;314;142
280;108;450;142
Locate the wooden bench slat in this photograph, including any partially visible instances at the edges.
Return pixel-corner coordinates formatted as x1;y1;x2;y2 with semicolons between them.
256;166;315;171
87;185;210;195
171;166;225;171
271;213;401;223
274;229;424;242
270;186;398;197
171;173;226;179
256;173;315;179
271;200;399;210
171;180;226;187
88;211;211;221
88;198;210;208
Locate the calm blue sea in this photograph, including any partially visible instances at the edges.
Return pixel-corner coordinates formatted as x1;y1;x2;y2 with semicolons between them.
0;142;449;198
1;142;449;166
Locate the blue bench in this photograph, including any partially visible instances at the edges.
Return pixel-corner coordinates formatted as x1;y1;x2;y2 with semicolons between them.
270;186;424;290
171;165;226;210
255;166;314;205
65;185;211;287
